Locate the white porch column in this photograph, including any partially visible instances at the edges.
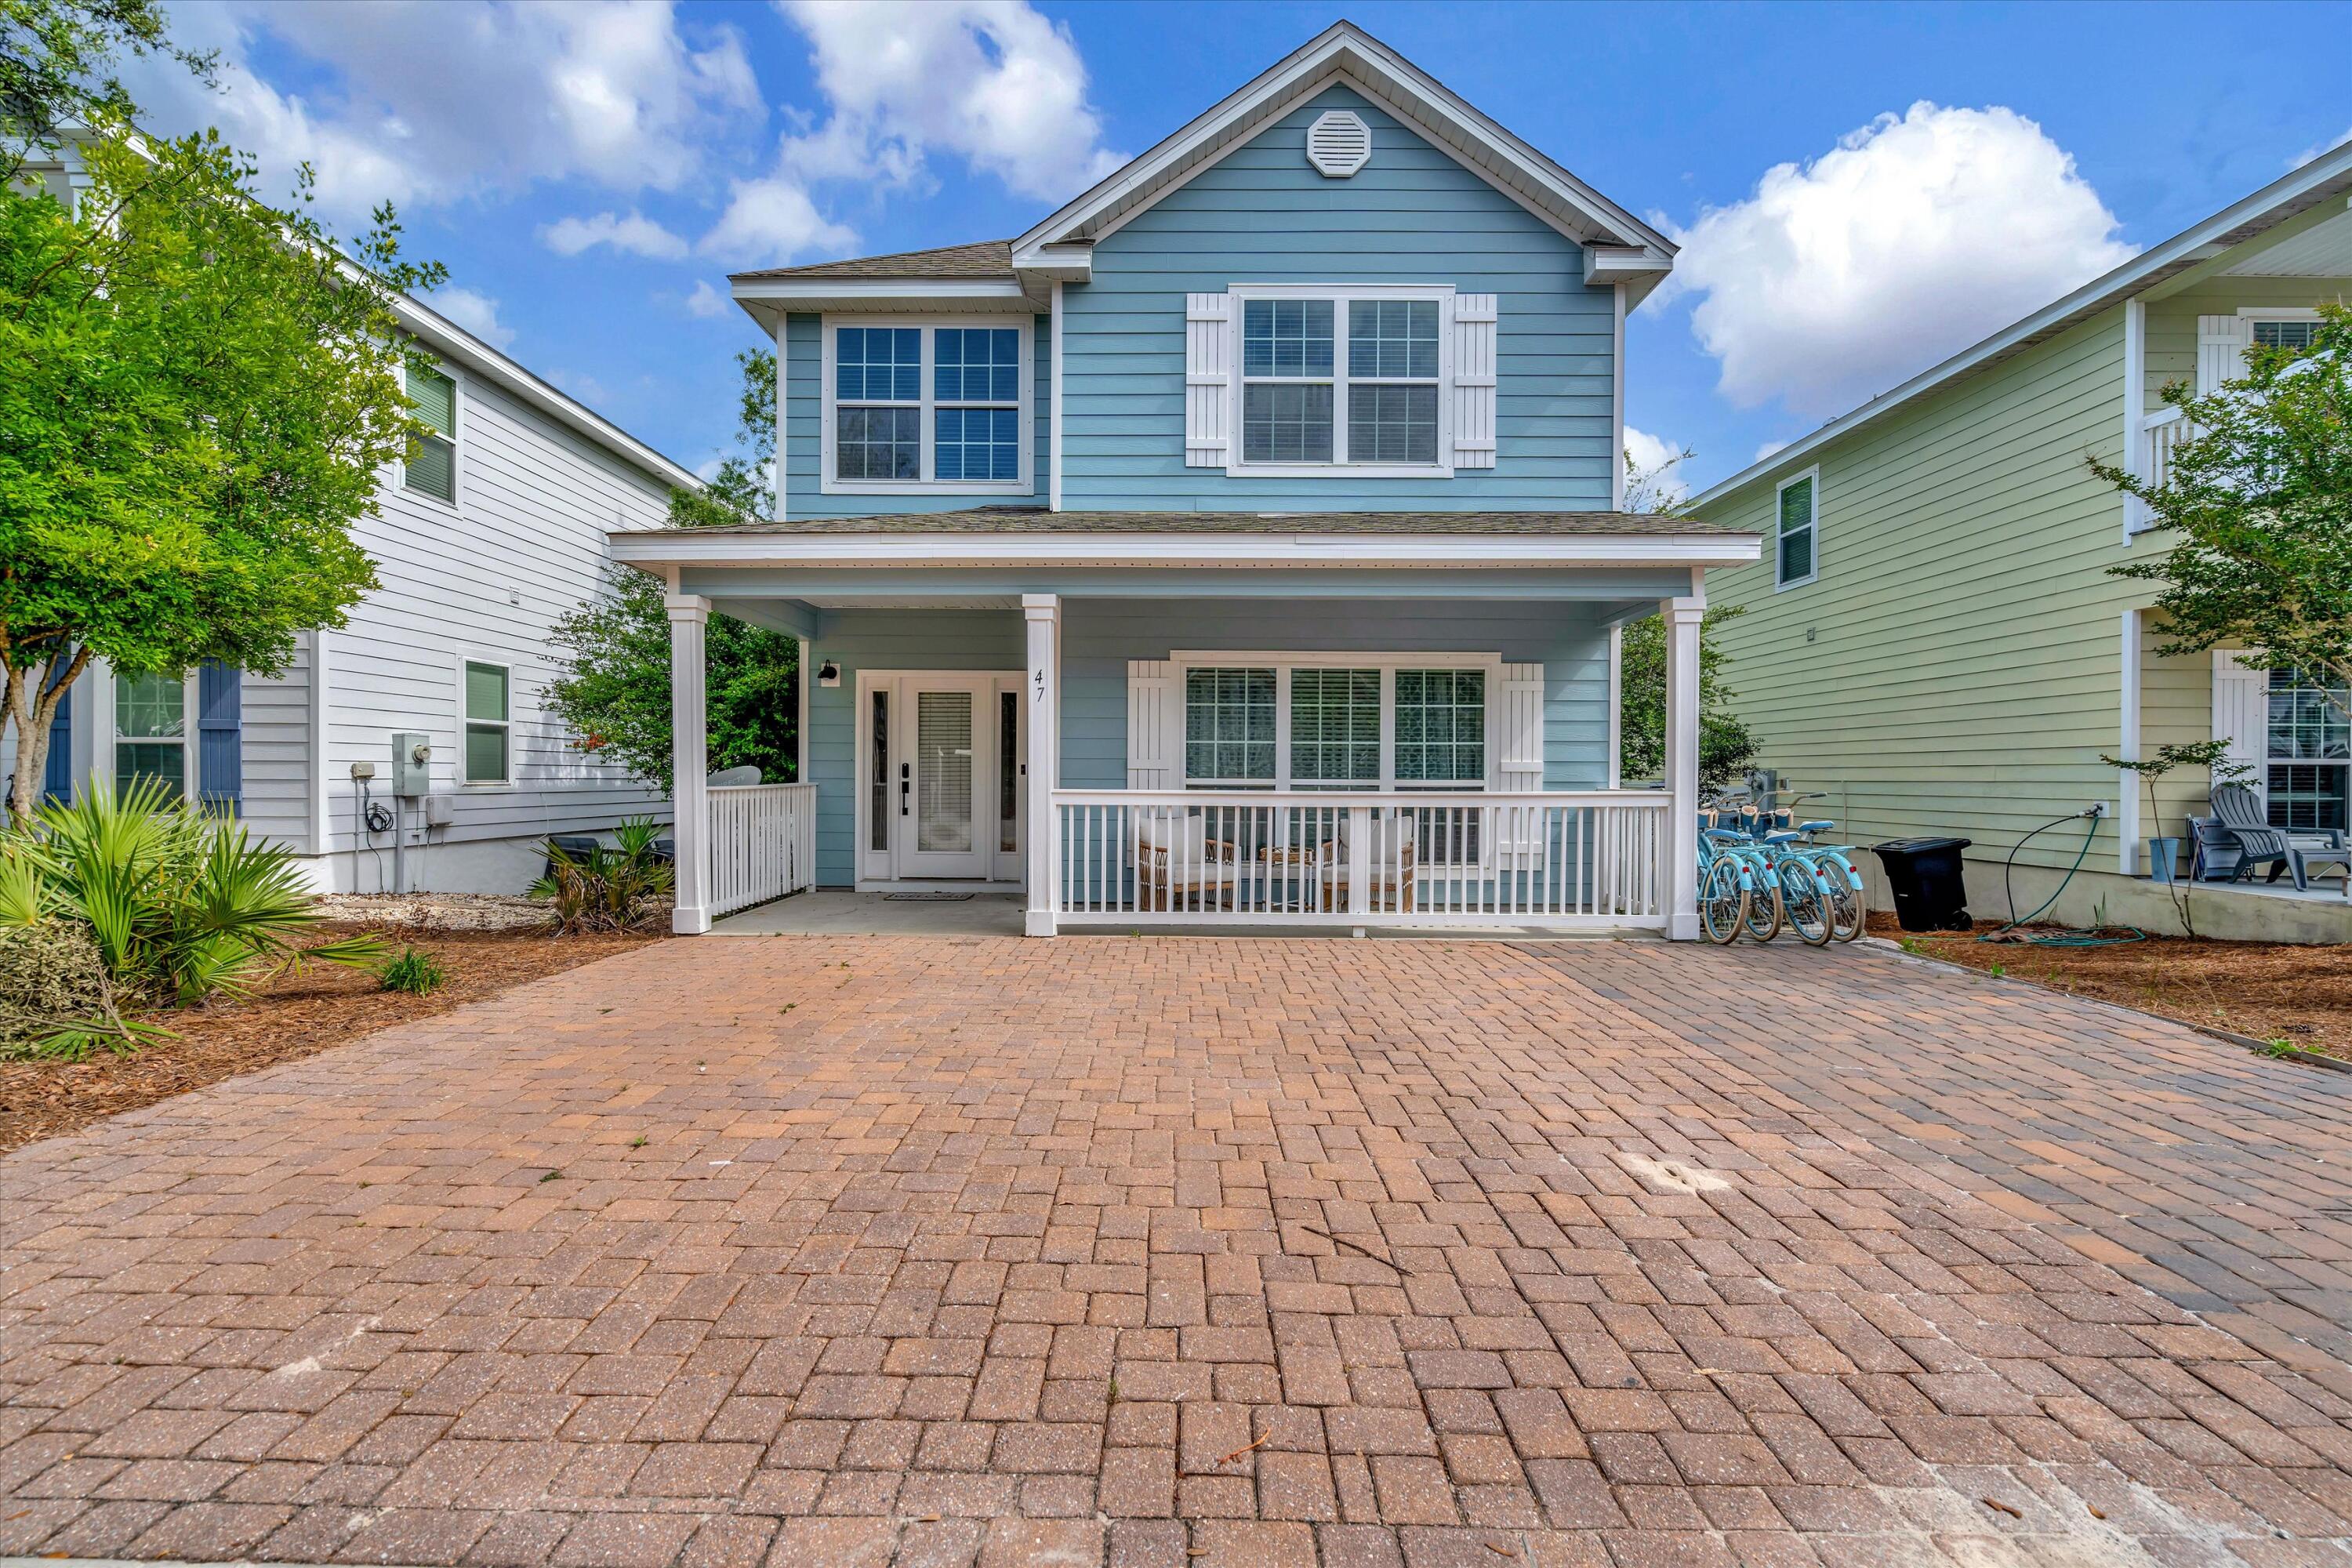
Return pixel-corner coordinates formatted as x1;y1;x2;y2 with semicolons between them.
1663;593;1705;941
1023;594;1060;937
667;593;713;935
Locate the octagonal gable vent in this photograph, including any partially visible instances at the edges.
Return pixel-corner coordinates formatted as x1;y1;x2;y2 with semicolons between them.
1306;110;1372;178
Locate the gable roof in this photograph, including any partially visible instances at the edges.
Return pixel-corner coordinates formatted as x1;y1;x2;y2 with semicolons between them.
1687;139;2352;513
1011;20;1674;297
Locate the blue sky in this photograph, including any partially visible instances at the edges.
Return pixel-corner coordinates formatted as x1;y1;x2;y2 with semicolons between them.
132;0;2350;497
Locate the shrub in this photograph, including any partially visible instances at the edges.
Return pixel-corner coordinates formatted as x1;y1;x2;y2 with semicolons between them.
532;818;673;934
0;920;112;1059
378;946;447;996
1;781;384;1050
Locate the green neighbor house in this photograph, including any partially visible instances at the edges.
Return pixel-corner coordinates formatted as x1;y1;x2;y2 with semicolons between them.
1687;143;2352;942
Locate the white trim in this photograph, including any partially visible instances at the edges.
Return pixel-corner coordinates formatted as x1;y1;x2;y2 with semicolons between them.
611;530;1762;570
851;670;1028;886
1024;596;1060;935
2118;609;2142;875
458;655;514;786
2122;296;2150;539
735;278;1032;307
1688;140;2352;513
1606;624;1623;789
1772;466;1820;590
2235;306;2323;320
795;636;811;785
309;628;331;855
1009;21;1673;270
1223;283;1456;480
1610;282;1626;513
1306;109;1373;177
819;314;1036;496
1049;282;1065;510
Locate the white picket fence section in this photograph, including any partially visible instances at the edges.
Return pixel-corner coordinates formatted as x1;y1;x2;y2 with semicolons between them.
2142;406;2194;489
1049;789;1669;929
707;783;817;917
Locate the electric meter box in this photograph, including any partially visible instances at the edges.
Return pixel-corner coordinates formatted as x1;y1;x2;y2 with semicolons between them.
390;733;433;797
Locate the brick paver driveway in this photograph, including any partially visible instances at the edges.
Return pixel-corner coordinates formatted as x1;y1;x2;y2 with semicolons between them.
5;937;2352;1567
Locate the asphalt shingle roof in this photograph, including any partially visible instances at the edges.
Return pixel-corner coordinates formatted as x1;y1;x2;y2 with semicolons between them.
657;507;1751;537
731;239;1014;282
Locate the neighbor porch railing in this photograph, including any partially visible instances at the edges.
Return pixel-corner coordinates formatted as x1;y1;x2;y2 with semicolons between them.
2142;405;2194;490
1048;789;1669;929
707;782;817;917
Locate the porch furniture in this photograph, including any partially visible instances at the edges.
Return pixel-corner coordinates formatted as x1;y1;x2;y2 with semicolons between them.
2187;815;2243;882
1134;812;1242;912
1314;829;1417;913
2211;782;2352;895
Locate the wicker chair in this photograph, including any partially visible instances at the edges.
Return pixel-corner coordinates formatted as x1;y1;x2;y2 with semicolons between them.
1134;811;1242;912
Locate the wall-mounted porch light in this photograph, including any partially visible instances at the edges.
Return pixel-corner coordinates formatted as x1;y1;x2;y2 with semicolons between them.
816;659;841;688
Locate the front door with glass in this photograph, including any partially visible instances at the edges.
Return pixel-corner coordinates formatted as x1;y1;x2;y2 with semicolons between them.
862;673;1021;883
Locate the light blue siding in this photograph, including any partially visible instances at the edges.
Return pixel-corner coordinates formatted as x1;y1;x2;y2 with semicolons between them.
798;598;1622;885
1062;85;1611;511
782;314;1051;521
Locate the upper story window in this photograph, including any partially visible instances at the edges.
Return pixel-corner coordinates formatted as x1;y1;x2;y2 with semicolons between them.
404;362;457;504
2251;318;2319;351
823;318;1033;495
1774;468;1818;590
1226;287;1452;477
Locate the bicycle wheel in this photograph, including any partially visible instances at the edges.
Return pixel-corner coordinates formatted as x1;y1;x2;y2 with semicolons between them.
1739;854;1783;941
1825;855;1867;942
1778;858;1834;946
1700;857;1748;944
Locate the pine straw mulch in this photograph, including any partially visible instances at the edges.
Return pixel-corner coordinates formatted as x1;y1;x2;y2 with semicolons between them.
1868;911;2352;1061
0;924;659;1154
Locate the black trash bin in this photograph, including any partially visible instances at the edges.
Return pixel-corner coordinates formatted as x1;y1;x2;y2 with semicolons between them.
1869;837;1974;932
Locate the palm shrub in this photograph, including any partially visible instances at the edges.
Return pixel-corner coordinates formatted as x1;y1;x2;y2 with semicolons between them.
532;818;674;934
2;780;382;1046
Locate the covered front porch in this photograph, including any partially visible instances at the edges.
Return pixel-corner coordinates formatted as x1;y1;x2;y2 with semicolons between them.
614;517;1759;940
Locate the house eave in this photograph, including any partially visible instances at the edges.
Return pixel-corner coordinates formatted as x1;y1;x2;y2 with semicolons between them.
608;530;1760;574
730;276;1040;332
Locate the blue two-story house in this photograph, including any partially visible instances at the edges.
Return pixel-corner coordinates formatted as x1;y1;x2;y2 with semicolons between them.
615;22;1759;938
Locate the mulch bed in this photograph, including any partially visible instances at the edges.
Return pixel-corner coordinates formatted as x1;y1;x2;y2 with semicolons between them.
1869;911;2352;1060
0;924;659;1154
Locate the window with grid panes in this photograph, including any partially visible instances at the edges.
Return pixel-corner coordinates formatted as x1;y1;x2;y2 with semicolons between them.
1288;669;1380;785
1394;669;1486;784
1183;668;1276;785
834;326;922;480
933;328;1021;481
2267;666;2349;832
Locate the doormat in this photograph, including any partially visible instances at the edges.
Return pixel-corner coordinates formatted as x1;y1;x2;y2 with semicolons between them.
884;891;977;902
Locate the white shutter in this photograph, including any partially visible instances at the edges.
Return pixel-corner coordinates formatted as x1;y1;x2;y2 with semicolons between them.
1451;294;1497;469
1185;293;1232;467
2196;315;2251;396
1127;660;1181;789
1494;663;1544;865
2212;649;2268;808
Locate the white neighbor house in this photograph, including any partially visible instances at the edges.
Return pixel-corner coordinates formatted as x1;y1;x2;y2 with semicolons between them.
20;140;697;891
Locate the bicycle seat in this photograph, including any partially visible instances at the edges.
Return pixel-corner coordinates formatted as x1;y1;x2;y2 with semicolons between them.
1701;828;1750;845
1759;831;1802;845
1798;820;1835;834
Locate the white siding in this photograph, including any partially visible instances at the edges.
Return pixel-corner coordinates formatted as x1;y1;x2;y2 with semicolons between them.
239;638;313;846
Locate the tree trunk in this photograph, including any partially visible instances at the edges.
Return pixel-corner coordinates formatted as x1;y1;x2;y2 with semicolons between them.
4;648;89;825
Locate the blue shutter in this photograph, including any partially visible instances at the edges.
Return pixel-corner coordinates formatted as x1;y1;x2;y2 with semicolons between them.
41;682;71;804
197;660;241;815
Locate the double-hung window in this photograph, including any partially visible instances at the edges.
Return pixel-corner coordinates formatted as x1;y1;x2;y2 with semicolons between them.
2267;666;2349;833
463;659;511;785
1178;659;1492;792
404;362;458;504
1232;286;1450;475
1774;469;1818;589
825;318;1031;493
115;671;187;800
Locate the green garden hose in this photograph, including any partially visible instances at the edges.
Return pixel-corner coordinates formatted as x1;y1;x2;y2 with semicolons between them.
1983;810;2147;948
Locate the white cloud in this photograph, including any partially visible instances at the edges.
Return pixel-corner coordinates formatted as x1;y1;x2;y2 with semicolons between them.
2292;125;2352;169
542;210;690;261
775;1;1122;201
684;280;730;318
131;1;760;216
1622;426;1689;510
548;368;612;405
1755;439;1791;463
430;286;514;349
1659;103;2138;419
700;175;858;266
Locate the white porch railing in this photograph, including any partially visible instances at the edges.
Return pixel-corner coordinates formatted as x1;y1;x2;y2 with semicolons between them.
2142;405;2193;490
1048;789;1669;929
707;782;817;917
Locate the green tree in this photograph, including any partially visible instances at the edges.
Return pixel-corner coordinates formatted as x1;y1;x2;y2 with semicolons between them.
547;350;800;791
2096;302;2351;717
0;124;441;819
1616;443;1759;786
1;0;212;165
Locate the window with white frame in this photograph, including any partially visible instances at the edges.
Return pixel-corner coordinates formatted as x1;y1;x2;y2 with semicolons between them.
1775;470;1817;588
2249;318;2321;352
115;670;186;800
404;362;457;504
825;319;1029;492
1232;287;1450;474
2267;666;2349;833
1178;659;1493;790
463;659;510;784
